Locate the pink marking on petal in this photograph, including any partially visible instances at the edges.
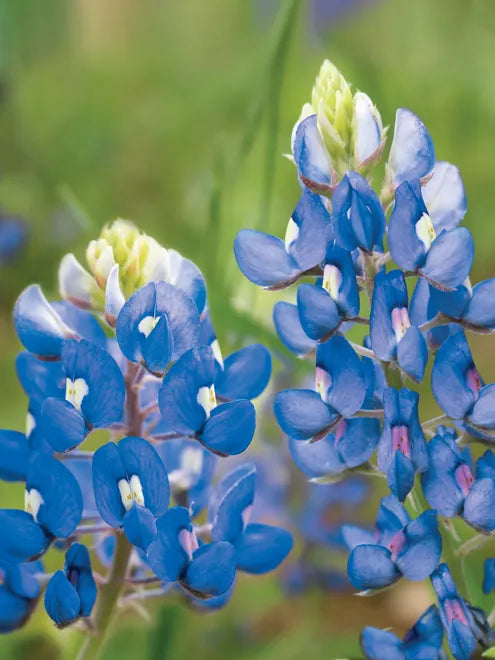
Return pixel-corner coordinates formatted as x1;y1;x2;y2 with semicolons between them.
444;599;468;625
241;505;252;529
392;425;411;458
466;367;482;398
334;419;347;444
455;463;475;496
179;528;199;561
387;529;406;561
391;306;411;343
315;367;332;402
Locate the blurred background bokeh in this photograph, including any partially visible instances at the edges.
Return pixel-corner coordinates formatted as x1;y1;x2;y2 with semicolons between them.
0;1;494;658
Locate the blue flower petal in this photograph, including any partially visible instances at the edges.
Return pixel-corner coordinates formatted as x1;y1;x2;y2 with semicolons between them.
184;542;236;596
158;346;216;434
347;544;400;590
123;505;157;551
296;283;341;340
215;344;271;400
395;510;442;581
13;285;74;357
387;451;415;502
211;463;256;545
118;436;169;517
292;114;333;194
39;398;87;453
286;189;331;271
200;400;256;456
397;326;428;382
146;506;191;581
463;478;495;532
464;278;495;329
387;108;435;186
483;558;495;594
27;454;83;538
233;229;299;288
0;430;29;481
64;543;96;618
274;389;337;440
44;571;80;627
0;510;50;562
273;302;316;356
168;249;207;314
92;441;128;527
421;161;467;232
51;300;106;347
388;181;427;271
235;523;292;574
16;352;65;418
421;228;474;290
0;588;36;632
360;627;403;660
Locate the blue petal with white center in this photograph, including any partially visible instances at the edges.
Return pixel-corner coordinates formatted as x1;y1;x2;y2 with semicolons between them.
116;281;201;373
386;108;435;187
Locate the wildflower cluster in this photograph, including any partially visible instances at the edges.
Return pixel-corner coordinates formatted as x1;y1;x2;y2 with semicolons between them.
0;220;292;652
236;60;495;659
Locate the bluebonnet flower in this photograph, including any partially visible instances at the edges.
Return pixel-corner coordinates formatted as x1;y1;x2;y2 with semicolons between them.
158;346;259;456
361;605;445;660
331;172;386;252
273;301;316;357
274;334;367;441
296;243;360;340
234;188;331;289
146;506;236;598
385;108;435;190
422;427;495;532
45;543;96;627
0;454;82;562
432;332;495;437
115;281;201;376
93;436;170;551
370;270;428;381
0;559;42;633
388;179;472;290
343;494;441;591
377;387;427;501
431;563;495;660
428;275;495;332
483;559;495;594
0;215;27;262
210;464;293;574
38;339;125;452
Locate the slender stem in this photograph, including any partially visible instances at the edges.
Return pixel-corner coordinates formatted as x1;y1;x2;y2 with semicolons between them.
77;360;144;659
456;532;494;558
348;316;370;326
120;587;165;606
419;314;446;333
348;341;375;360
422;413;449;430
352;409;384;419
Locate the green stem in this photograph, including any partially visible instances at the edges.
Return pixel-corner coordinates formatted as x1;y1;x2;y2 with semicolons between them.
77;534;133;660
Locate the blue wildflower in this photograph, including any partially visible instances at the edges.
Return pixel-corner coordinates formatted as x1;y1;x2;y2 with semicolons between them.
422;427;495;532
409;276;462;351
431;563;495;660
158;346;257;456
273;301;316;357
388;180;473;290
429;276;495;332
39;339;125;452
147;506;236;598
92;436;170;551
431;332;495;437
370;269;428;381
0;559;41;632
45;543;96;627
377;387;428;501
234;188;331;289
331;171;386;252
0;454;82;562
0;216;27;262
361;605;445;660
116;281;201;376
210;464;293;574
274;334;367;441
296;243;360;341
344;494;441;591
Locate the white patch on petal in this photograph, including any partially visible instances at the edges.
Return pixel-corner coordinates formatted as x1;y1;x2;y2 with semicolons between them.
59;254;96;307
322;264;342;301
25;488;44;522
118;479;134;510
129;474;145;507
210;339;224;370
315;367;331;402
65;377;89;411
353;91;382;166
105;263;125;327
178;528;199;561
415;213;436;252
26;413;36;438
168;447;204;490
391;307;411;343
95;245;116;288
241;504;252;529
142;237;171;283
138;315;159;338
197;385;216;418
284;217;299;251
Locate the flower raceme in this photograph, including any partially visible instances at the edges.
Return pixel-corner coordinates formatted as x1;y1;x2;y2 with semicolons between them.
0;221;291;640
235;58;495;658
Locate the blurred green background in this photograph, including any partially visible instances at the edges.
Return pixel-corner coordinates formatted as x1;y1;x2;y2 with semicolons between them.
0;0;494;658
